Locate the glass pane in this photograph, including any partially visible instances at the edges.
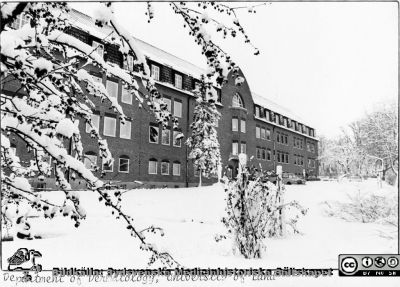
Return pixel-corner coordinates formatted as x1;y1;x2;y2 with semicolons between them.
103;117;116;137
120;121;131;139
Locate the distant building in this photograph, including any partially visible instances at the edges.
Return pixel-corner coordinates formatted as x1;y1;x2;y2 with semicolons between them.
3;10;318;190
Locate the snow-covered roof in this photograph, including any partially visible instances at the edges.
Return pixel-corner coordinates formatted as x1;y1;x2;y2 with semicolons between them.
69;9;314;129
252;91;313;128
68;9;206;78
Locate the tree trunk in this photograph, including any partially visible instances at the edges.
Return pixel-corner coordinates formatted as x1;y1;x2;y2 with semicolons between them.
198;173;202;187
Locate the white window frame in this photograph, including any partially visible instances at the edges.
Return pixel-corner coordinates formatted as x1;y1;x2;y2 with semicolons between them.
174;74;183;89
255;106;260;117
149;126;159;143
92;41;104;58
256;126;260;139
173;163;181;176
11;14;30;30
148;160;158;174
118;158;130;173
232;93;243;108
232;142;238;155
103;116;116;137
126;55;134;71
240;119;246;133
161;162;170;175
151;64;160;81
86;114;100;133
173;131;182;147
102;159;114;173
261;128;266;140
173;100;182;118
161;128;170;145
121;86;132;104
120;120;131;139
232;118;238;132
106;80;118;99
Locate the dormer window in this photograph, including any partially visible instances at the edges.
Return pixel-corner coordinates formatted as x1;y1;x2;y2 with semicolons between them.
151;64;160;81
92;41;104;58
174;74;182;89
10;13;30;30
232;93;244;108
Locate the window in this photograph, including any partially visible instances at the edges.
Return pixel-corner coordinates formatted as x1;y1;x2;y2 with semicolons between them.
232;118;238;132
276;132;280;143
151;64;160;81
232;93;244;108
267;149;271;161
119;156;129;173
84;153;97;170
265;110;270;121
125;55;134;71
256;126;260;138
163;97;171;112
255;106;260;117
173;131;182;147
106;80;118;99
173;100;182;118
240;120;246;133
261;148;266;160
162;128;170;145
102;159;113;172
10;14;30;30
149;125;159;143
103;116;116;137
266;128;271;140
174;74;183;89
232;142;238;155
86;114;100;133
261;128;266;140
161;161;169;175
121;87;132;104
173;162;181;176
92;41;104;58
120;120;131;139
241;143;246;154
148;159;157;174
256;147;261;159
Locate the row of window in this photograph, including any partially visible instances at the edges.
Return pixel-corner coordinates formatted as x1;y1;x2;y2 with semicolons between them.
91;75;184;117
256;126;271;140
83;153;182;176
149;125;182;147
256;147;272;161
294;154;305;166
149;159;181;176
232;141;246;155
232;118;246;133
276;151;289;163
254;105;315;137
86;114;132;139
306;142;316;153
294;137;304;149
276;132;289;145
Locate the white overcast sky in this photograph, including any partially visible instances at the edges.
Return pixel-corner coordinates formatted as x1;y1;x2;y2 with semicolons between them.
71;1;398;138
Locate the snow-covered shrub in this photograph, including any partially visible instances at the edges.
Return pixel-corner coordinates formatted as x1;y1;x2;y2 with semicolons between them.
218;160;308;259
323;190;398;226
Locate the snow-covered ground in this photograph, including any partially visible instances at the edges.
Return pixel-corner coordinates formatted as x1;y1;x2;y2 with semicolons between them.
1;180;398;286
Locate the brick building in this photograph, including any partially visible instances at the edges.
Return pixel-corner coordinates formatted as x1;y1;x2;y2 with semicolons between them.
3;10;318;189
